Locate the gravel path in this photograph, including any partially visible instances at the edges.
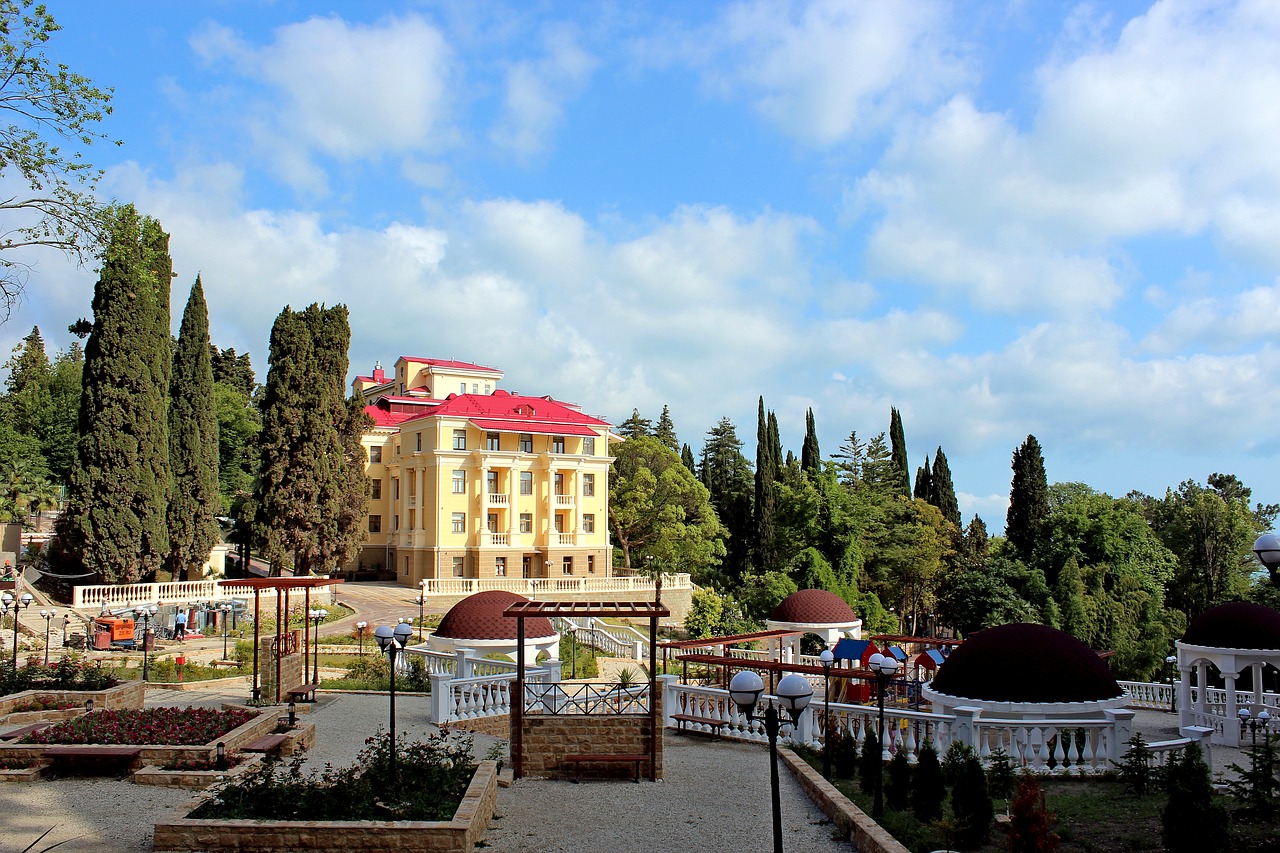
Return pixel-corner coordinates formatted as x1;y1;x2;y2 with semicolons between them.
481;732;853;853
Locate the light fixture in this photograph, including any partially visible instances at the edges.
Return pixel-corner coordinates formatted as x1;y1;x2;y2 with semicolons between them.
866;652;900;818
818;648;835;779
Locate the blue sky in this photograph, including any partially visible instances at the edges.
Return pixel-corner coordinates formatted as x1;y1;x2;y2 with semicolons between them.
6;0;1280;531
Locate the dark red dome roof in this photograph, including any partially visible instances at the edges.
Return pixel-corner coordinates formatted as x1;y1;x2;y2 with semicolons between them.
1183;602;1280;650
769;589;858;625
930;623;1122;704
435;591;555;641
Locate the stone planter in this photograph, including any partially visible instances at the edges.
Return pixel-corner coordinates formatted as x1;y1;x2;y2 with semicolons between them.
152;760;498;853
1;707;82;726
0;763;43;782
0;680;145;717
133;754;263;789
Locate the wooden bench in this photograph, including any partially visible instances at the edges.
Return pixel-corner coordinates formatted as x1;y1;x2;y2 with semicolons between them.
43;745;143;776
671;713;727;737
563;752;649;783
242;733;289;754
0;722;52;741
287;683;320;702
211;659;240;669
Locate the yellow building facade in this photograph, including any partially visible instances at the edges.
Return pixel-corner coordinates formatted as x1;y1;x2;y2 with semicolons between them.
350;357;615;586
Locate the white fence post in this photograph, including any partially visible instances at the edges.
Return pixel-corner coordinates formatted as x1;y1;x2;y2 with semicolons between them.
456;648;473;679
541;658;562;684
1104;708;1136;764
657;674;679;729
430;672;453;723
1186;725;1214;770
952;706;981;754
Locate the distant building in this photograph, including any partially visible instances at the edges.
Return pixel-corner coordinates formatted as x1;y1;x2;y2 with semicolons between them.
349;356;615;586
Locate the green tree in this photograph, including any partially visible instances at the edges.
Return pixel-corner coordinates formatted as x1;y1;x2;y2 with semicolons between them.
832;429;864;486
864;497;953;635
609;435;727;584
913;455;930;500
699;417;754;580
888;406;910;497
885;745;912;811
166;277;220;581
31;343;82;481
209;346;256;397
1161;743;1227;853
0;0;117;316
1007;435;1049;564
800;407;819;477
680;443;695;473
617;408;651;439
860;432;897;497
929;447;960;528
1055;554;1090;642
654;405;678;452
3;325;48;395
950;753;994;846
911;740;945;821
56;206;170;583
754;397;779;574
215;381;260;513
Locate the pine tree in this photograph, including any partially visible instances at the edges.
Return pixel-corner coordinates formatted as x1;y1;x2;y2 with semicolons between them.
930;447;960;527
166;277;220;581
57;206;171;583
1162;742;1227;853
950;753;994;846
680;443;695;473
1007;435;1050;564
654;405;678;452
699;417;753;579
618;409;652;439
958;515;989;570
914;454;931;500
911;740;945;821
889;406;910;497
858;727;880;794
861;432;896;496
4;326;49;394
885;745;912;811
801;407;820;476
754;397;778;574
833;430;864;486
1055;555;1090;642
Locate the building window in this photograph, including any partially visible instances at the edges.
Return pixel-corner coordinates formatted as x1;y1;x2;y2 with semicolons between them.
415;433;422;452
452;470;465;493
403;556;409;576
487;432;500;450
583;513;595;533
520;471;532;495
588;555;595;573
471;383;478;394
519;513;532;533
554;472;565;495
453;429;466;450
393;478;400;499
452;512;466;533
582;474;594;497
459;382;466;394
554;513;565;533
487;513;498;533
371;479;382;500
408;509;415;529
583;436;595;456
519;434;533;453
562;556;573;575
368;515;381;533
552;436;565;454
484;384;491;394
452;556;465;577
486;470;498;494
369;446;382;462
495;557;507;577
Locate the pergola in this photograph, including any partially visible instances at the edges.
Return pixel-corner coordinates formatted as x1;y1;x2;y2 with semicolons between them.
659;629;802;687
504;599;668;780
219;577;343;703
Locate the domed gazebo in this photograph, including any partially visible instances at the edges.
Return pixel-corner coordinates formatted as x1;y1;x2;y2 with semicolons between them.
765;589;862;662
922;623;1126;720
1176;601;1280;745
427;590;560;662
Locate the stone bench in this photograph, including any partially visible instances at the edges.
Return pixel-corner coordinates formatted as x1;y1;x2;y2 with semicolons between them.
43;745;143;776
563;752;648;783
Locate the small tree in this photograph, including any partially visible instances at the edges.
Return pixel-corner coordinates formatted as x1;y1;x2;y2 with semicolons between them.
987;745;1017;802
1008;774;1059;853
941;739;975;786
911;739;945;822
1161;742;1227;853
1224;730;1279;822
830;726;858;779
950;753;994;847
1115;732;1156;796
885;745;912;811
858;726;881;794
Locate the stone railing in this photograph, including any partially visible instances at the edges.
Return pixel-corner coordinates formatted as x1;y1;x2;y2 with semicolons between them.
662;680;1141;776
419;574;691;597
71;579;341;611
419;645;559;724
1119;680;1173;710
552;616;648;660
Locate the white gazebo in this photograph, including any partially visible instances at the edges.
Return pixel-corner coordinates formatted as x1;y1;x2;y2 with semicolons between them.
765;589;862;662
1175;601;1280;746
426;590;559;662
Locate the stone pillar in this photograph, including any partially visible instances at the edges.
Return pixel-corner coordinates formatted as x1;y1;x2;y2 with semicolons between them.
1177;665;1190;732
791;700;814;747
657;674;679;729
430;672;453;723
951;706;981;754
456;647;474;679
1104;709;1136;763
540;658;562;683
1186;725;1214;772
633;640;645;661
1195;661;1208;717
1224;671;1241;746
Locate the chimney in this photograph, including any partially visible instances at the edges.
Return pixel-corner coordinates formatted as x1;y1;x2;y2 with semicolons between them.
372;360;384;383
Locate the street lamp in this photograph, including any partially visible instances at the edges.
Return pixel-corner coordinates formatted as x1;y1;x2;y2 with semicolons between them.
1239;707;1272;747
867;652;900;819
819;647;834;779
375;621;415;785
728;669;814;853
39;608;56;665
309;608;327;684
1165;654;1178;714
133;604;158;681
220;603;234;660
417;579;428;641
2;592;34;668
1253;533;1280;578
356;620;368;655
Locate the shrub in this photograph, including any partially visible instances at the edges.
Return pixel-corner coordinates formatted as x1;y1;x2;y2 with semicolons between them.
1225;730;1279;821
1115;732;1157;796
987;745;1017;801
885;745;912;811
0;655;118;695
949;753;994;847
1007;773;1059;853
941;739;975;786
23;706;254;746
404;655;429;692
825;726;858;780
858;726;880;794
1161;742;1227;853
911;739;945;822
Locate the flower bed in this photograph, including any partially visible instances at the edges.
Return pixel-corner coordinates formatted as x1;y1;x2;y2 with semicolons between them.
21;707;255;746
134;754;262;790
0;655;120;697
0;679;145;719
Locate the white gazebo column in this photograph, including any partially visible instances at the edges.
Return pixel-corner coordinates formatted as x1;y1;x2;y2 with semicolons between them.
1224;670;1241;746
1253;662;1264;708
1195;661;1208;717
1177;664;1191;731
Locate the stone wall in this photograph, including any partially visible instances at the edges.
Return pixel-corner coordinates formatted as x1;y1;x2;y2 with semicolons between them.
779;748;910;853
451;713;509;739
259;632;305;703
519;713;662;780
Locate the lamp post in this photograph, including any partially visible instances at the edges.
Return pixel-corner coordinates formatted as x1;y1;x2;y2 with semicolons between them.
1;592;33;668
819;648;834;779
417;579;428;641
39;608;56;665
1253;533;1280;579
220;603;233;660
133;604;158;681
728;669;814;853
867;652;900;819
356;621;368;655
1239;707;1272;748
1165;654;1178;714
309;608;327;684
375;621;415;786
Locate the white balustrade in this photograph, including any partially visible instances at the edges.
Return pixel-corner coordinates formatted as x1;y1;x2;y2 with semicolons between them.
488;493;509;506
419;573;692;597
72;580;286;610
552;615;649;661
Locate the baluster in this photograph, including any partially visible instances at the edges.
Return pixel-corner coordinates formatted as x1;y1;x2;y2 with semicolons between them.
904;720;919;764
977;726;991;762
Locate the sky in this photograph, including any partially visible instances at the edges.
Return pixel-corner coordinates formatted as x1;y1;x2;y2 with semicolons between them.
4;0;1280;532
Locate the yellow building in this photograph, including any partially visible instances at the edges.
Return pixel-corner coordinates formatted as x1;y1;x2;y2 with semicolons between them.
350;356;615;586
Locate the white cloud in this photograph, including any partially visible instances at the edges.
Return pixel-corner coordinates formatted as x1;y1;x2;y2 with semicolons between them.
490;24;597;157
1143;277;1280;353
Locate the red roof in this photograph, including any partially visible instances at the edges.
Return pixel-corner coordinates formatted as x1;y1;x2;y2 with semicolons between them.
397;356;502;374
769;589;858;625
436;591;555;640
431;390;610;430
470;418;598;437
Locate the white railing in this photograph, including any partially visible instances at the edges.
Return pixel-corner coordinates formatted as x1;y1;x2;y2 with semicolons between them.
483;532;509;546
554;495;575;507
419;573;692;596
1120;680;1173;710
71;580;293;610
488;494;509;505
553;533;576;545
661;679;1140;776
448;673;516;721
552;615;647;660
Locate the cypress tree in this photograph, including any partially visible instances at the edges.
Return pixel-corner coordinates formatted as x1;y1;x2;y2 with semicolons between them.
1056;554;1090;642
137;216;173;579
801;407;820;476
754;397;778;573
930;447;960;527
680;443;695;473
58;206;171;583
1007;435;1049;564
889;406;910;497
699;417;754;579
914;454;931;500
654;405;678;452
767;411;781;476
166;277;220;581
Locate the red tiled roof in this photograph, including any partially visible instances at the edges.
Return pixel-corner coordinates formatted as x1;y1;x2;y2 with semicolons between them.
470;418;598;437
397;356;502;374
1184;601;1280;650
432;389;610;429
435;591;555;641
769;589;858;625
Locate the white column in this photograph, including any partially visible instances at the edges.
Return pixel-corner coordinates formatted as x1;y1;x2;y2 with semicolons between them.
429;672;453;723
1224;671;1241;746
657;674;679;729
1195;662;1208;716
456;647;474;679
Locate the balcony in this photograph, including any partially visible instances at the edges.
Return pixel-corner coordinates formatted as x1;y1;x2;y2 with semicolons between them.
554;495;575;508
483;532;510;546
488;493;509;506
552;533;576;546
